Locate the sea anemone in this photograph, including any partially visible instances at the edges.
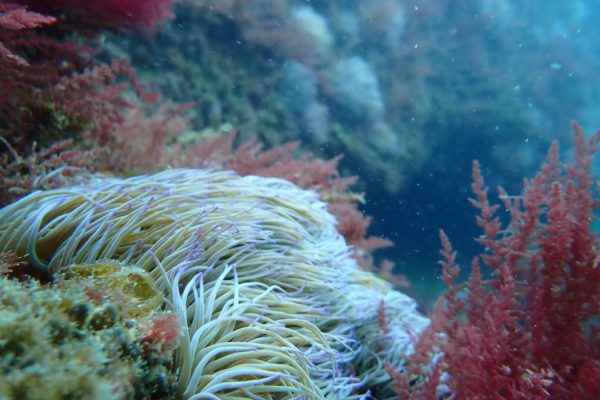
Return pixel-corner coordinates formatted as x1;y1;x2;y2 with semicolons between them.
0;168;428;398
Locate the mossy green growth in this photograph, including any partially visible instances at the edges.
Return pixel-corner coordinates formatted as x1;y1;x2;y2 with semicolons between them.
66;261;164;318
0;263;178;400
106;3;300;147
15;99;90;147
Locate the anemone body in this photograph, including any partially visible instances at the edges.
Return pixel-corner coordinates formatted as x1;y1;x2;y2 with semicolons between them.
0;168;429;398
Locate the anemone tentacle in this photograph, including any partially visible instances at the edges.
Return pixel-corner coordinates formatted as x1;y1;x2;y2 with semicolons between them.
0;168;429;398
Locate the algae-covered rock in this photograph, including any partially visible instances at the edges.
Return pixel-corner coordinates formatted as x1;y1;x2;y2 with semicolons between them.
0;263;178;400
66;261;164;318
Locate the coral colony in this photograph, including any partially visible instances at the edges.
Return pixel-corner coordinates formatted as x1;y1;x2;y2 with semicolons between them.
1;1;599;399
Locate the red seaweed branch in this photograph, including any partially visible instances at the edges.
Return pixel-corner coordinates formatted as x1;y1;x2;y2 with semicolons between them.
389;122;600;399
15;0;174;31
0;0;183;203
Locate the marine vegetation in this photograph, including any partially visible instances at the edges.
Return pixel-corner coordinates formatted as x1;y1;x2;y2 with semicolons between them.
386;124;600;399
0;168;429;398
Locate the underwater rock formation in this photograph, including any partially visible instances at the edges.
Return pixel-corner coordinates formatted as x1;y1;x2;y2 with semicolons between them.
279;61;330;144
323;56;384;123
0;168;428;398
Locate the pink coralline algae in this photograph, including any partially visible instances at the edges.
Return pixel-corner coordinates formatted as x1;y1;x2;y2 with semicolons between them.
140;314;181;352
